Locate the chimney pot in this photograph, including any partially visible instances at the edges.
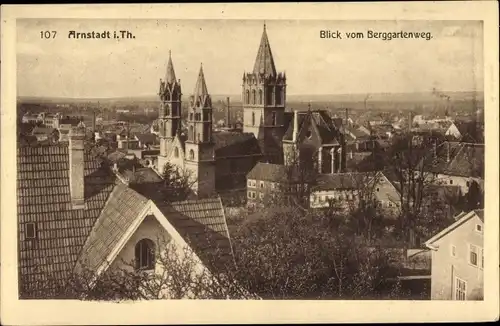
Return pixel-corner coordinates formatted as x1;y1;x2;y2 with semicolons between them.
69;127;86;209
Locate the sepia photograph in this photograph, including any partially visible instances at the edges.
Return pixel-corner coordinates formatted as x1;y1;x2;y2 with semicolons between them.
1;2;499;325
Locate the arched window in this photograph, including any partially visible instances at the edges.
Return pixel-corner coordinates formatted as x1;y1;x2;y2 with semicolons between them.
245;90;250;104
189;149;194;160
252;90;256;104
174;147;179;158
259;89;263;104
252;112;255;126
135;238;155;270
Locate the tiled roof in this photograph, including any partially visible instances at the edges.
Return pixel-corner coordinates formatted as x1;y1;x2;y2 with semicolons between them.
247;162;288;183
156;198;234;271
76;184;149;272
17;143;116;298
135;133;158;145
427;142;484;178
313;173;369;191
213;132;262;158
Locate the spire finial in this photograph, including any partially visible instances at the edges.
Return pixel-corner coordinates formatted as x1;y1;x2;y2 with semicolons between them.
264;21;266;30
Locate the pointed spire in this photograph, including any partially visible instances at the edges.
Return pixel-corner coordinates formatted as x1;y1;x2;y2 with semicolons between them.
165;50;176;84
253;24;277;76
193;63;209;99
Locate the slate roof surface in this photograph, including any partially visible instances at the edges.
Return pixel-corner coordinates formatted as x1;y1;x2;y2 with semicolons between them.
77;184;149;272
313;173;369;191
17;143;116;298
135;133;158;145
252;25;277;76
283;110;342;145
156;198;234;271
213;132;262;158
426;142;484;178
247;162;289;183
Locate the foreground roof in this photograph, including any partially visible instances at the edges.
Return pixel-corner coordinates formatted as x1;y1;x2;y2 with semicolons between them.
17;143;116;298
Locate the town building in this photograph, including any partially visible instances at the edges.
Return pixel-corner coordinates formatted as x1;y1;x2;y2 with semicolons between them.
17;127;235;299
309;171;400;214
425;209;484;300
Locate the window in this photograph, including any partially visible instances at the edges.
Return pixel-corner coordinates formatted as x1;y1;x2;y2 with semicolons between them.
189;149;195;160
259;193;264;200
25;223;37;239
376;187;380;192
455;277;467;300
259;181;264;189
189;113;193;121
135;239;155;270
476;224;483;233
252;112;255;126
466;181;470;187
245;90;250;104
469;244;479;266
189;125;194;141
451;245;456;257
450;180;453;185
259;89;263;104
247;191;253;199
272;112;277;126
247;180;252;187
174;147;179;158
252;90;256;104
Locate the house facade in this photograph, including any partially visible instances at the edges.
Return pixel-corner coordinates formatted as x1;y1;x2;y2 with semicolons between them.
425;210;484;300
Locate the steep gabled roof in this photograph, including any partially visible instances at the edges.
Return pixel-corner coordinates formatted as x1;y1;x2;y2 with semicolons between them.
193;64;210;105
283;110;342;145
252;24;277;77
426;141;484;178
247;162;289;183
76;184;149;272
17;143;117;298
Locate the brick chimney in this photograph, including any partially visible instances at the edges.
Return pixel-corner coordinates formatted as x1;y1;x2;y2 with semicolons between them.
69;126;86;209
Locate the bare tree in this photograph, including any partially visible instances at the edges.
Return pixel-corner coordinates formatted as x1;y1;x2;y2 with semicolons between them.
27;235;255;301
159;161;197;202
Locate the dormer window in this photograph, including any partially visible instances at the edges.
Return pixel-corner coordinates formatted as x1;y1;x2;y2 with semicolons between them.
476;224;483;233
25;222;37;239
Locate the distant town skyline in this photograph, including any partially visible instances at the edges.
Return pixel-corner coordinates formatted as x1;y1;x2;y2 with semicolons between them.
17;19;484;98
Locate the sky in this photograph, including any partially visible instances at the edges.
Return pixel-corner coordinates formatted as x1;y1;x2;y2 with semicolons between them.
17;19;484;98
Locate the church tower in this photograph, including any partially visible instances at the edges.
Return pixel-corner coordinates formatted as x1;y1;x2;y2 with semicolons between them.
157;51;182;173
184;64;216;197
243;24;287;164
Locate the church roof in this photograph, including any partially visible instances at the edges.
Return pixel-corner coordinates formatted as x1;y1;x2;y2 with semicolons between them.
283;110;342;145
193;64;209;100
165;50;177;84
213;132;262;158
252;24;277;77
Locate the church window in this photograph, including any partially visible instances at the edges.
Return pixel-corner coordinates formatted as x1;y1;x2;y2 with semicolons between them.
275;87;281;105
259;89;263;104
197;133;201;142
189;126;194;141
272;111;277;126
189;113;193;121
174;147;179;158
245;90;250;104
252;112;256;126
252;90;256;104
135;239;155;270
189;149;195;160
